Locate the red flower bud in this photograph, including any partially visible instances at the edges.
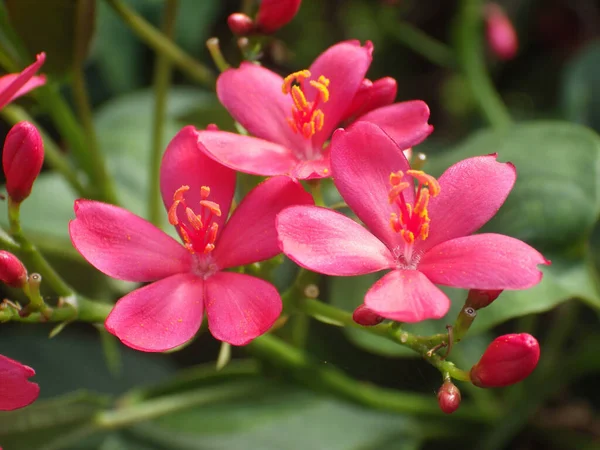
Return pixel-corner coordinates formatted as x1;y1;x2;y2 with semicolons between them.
228;13;255;36
2;121;44;203
466;289;503;310
255;0;302;34
0;251;27;288
437;380;461;414
470;333;540;388
485;4;518;61
352;304;384;326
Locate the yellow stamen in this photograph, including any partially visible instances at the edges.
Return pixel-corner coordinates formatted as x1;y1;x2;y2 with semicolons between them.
200;186;210;199
282;70;311;94
186;207;203;230
407;170;441;196
199;200;222;217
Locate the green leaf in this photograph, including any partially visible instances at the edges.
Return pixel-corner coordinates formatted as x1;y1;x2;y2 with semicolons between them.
133;383;425;450
561;41;600;133
427;121;600;252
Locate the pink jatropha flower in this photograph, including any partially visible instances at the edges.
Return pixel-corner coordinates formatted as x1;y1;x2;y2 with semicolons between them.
0;53;46;110
0;354;39;411
69;126;313;351
195;41;432;180
277;122;549;322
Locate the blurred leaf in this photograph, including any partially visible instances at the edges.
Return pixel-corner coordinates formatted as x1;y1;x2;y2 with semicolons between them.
5;0;96;76
134;383;424;450
174;0;221;54
561;41;600;133
427;121;600;252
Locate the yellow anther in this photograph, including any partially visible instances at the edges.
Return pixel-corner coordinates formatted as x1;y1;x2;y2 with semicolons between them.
173;185;190;201
413;188;430;216
309;79;330;103
168;201;180;226
185;207;203;231
389;171;404;186
282;70;311;94
291;85;309;111
302;122;315;138
204;243;215;253
199;200;222;217
312;110;324;132
420;223;430;240
407;170;441;197
317;75;330;87
200;186;210;199
401;230;415;244
180;227;193;253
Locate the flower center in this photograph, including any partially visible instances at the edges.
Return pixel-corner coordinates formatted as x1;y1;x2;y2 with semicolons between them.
388;170;441;263
168;185;222;255
282;70;330;140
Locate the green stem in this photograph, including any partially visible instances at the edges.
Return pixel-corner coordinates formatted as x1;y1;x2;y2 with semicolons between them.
247;334;495;423
104;0;215;87
95;379;264;429
0;296;112;323
296;297;469;381
148;0;178;226
381;13;456;69
72;0;118;204
1;105;88;197
206;38;231;72
454;0;511;129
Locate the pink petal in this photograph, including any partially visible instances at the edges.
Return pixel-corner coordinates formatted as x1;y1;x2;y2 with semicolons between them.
308;41;374;149
216;62;310;153
420;154;516;253
291;155;331;180
419;233;549;290
105;273;204;352
342;77;397;122
365;269;451;322
0;53;46;110
214;176;313;269
205;272;281;345
161;126;236;231
197;129;299;177
277;205;394;276
330;122;412;250
0;354;39;411
69;200;191;282
352;100;433;150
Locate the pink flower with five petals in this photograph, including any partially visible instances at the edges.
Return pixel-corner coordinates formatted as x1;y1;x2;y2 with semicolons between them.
0;354;39;411
0;53;46;110
277;123;549;322
69;126;313;351
196;41;433;180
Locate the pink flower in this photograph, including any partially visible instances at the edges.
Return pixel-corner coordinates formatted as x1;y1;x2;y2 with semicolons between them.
277;122;549;322
0;53;46;111
69;126;313;351
485;4;518;61
196;41;432;180
470;333;540;387
255;0;302;33
0;354;39;411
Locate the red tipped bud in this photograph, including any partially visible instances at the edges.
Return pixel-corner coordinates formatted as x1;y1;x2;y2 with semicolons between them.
352;304;384;326
0;251;27;288
227;13;255;36
342;77;397;122
470;333;540;388
466;289;503;310
485;4;518;61
3;122;44;203
437;381;461;414
255;0;302;34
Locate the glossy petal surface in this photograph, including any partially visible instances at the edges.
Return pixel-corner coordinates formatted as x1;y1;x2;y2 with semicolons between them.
205;272;281;345
419;233;548;290
105;274;204;352
70;200;191;282
215;177;313;269
277;205;394;276
331;122;412;250
365;269;451;322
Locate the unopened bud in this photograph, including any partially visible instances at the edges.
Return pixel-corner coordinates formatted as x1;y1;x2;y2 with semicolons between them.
0;251;27;288
466;289;503;310
3;122;44;203
353;304;384;326
470;333;540;388
485;4;518;61
227;13;255;36
437;380;461;414
255;0;302;34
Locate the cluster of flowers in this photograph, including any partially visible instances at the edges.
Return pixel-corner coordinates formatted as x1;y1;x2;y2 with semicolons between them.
0;0;529;416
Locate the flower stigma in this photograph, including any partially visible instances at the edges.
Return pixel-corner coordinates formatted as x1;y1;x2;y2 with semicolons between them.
168;185;222;255
282;70;330;139
388;170;440;263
